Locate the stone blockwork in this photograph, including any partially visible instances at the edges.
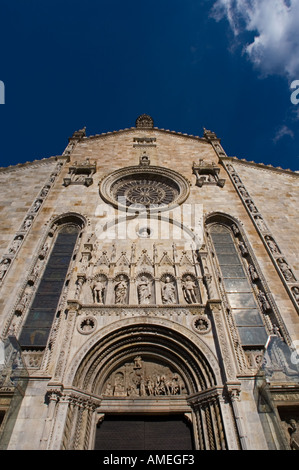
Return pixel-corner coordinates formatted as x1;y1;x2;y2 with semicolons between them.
0;118;298;451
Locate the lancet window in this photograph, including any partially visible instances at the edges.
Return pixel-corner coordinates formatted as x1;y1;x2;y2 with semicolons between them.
19;220;82;349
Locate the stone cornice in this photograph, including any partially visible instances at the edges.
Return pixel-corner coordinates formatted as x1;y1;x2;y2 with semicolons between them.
81;126;210;144
0;155;68;174
221;156;299;177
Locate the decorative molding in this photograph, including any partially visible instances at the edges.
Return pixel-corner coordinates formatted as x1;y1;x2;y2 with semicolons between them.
0;161;64;289
224;162;299;315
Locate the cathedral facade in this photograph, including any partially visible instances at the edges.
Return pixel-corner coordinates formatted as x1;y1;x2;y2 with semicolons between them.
0;114;298;450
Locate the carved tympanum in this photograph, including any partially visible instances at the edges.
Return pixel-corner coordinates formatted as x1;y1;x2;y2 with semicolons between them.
102;356;186;398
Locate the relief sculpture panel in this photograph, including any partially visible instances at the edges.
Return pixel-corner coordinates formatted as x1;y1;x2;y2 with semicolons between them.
102;356;187;398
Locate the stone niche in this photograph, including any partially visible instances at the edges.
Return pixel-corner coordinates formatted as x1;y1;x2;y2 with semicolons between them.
102;356;187;398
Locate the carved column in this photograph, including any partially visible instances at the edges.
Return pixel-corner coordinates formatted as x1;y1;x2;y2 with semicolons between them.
226;383;248;450
208;301;239;381
200;253;218;299
53;305;79;382
153;244;162;304
188;388;228;450
47;393;71;449
39;389;61;449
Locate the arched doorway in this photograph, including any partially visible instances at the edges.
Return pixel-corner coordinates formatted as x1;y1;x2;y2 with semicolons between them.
57;321;233;450
94;414;194;450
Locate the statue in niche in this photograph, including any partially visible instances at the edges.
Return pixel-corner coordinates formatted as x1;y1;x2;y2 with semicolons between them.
114;275;128;304
287;419;299;450
92;278;106;304
239;241;248;256
238;186;249;198
0;259;10;281
23;216;33;230
246;200;258;213
40;185;50;197
182;276;198;304
257;290;271;312
248;264;259;282
292;286;299;304
74;276;85;299
137;276;152;304
161;276;176;304
265;236;280;254
39;242;49;259
254;215;267;232
33;199;42;212
277;258;295;282
9;236;23;254
231;224;240;236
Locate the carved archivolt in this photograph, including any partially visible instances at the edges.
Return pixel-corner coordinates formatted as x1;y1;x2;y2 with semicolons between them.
65;319;221;394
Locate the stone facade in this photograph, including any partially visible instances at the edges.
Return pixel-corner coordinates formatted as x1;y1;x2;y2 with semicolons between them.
0;116;298;450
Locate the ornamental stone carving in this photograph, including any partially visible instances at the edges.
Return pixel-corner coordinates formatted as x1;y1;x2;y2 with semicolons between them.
102;356;187;398
114;274;129;304
77;316;97;335
192;315;211;334
192;159;225;188
161;274;177;304
99;165;190;212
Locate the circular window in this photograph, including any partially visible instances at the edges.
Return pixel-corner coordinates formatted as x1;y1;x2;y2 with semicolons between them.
99;166;190;212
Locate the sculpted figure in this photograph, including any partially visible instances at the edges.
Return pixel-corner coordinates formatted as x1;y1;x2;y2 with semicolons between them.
137;276;151;304
0;259;10;281
114;275;128;304
292;286;299;303
161;276;176;304
239;241;248;256
257;290;271;312
182;276;197;304
246;200;258;213
248;264;259;282
23;216;33;230
278;258;295;281
265;236;280;254
255;215;267;231
288;419;299;450
9;236;23;254
92;279;106;304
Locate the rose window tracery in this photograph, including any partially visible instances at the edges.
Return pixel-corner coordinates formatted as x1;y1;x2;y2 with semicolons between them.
112;177;178;207
99;166;190;212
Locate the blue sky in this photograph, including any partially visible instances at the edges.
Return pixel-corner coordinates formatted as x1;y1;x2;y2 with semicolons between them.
0;0;299;170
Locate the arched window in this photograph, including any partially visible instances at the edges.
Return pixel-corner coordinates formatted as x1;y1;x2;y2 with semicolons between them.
19;223;81;348
209;222;268;348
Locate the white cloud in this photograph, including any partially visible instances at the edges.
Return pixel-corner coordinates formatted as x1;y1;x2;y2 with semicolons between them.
211;0;299;80
273;124;294;142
